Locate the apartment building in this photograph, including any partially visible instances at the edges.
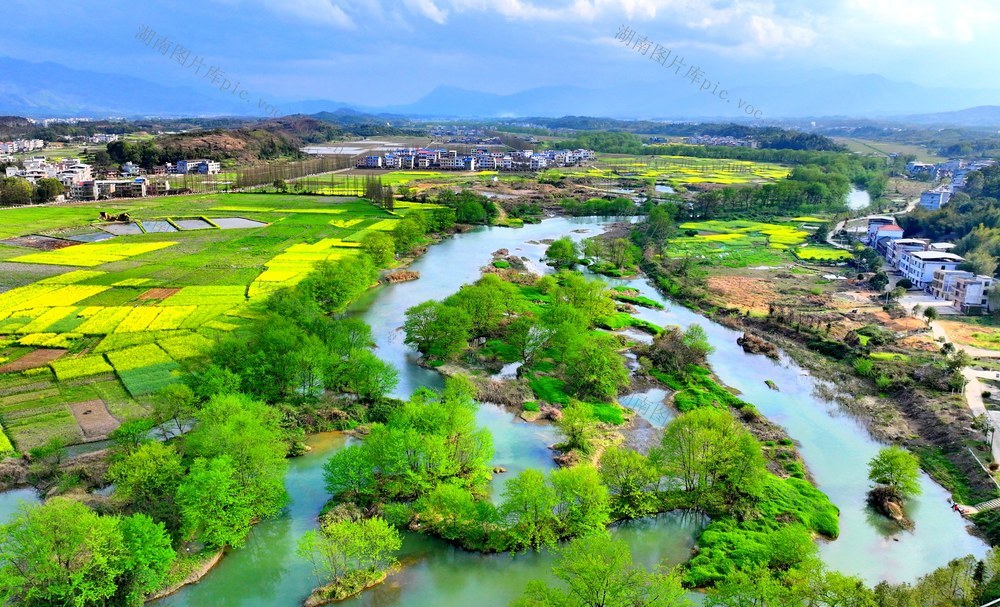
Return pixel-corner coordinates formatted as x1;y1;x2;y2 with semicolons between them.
919;187;951;211
898;250;965;288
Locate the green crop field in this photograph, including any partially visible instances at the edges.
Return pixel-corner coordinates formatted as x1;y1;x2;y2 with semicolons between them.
0;192;436;450
665;219;849;268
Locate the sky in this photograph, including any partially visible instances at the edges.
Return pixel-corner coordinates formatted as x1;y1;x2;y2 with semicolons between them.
2;0;998;107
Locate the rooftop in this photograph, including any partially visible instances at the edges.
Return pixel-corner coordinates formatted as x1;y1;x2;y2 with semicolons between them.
909;251;964;262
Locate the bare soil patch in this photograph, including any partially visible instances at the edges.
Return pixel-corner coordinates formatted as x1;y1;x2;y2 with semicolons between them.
939;320;1000;351
706;275;776;314
0;349;66;373
68;400;120;440
0;235;77;250
139;287;181;301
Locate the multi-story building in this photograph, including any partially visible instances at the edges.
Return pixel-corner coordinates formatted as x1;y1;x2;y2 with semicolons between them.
919;187;951;210
953;275;994;314
866;218;903;247
70;181;99;201
885;238;930;267
356;155;383;169
176;159;221;174
899;250;965;288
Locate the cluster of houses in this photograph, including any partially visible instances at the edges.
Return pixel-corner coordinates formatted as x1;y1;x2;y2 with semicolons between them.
121;159;222;177
0;139;45;157
866;217;993;314
84;133;120;145
3;156;172;200
683;135;759;148
355;148;596;172
907;158;996;210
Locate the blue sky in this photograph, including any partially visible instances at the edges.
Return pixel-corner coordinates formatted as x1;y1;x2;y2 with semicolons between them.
3;0;998;106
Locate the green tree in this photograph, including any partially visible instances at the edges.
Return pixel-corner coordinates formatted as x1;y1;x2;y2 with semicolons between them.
960;250;999;278
361;232;396;268
176;456;255;549
563;333;629;401
923;306;939;324
501;469;560;551
323;445;377;504
446;280;510;336
554;272;617;323
184;393;289;519
304;256;378;315
152;383;197;438
512;534;691;607
0;498;124;607
106;442;184;532
546;237;580;268
297;517;401;587
33;178;64;203
110;418;155;457
114;514;175;606
658;407;766;515
551;465;610;538
403;300;472;360
557;402;598;454
599;447;660;519
341;349;398;402
507;316;551;365
868;446;922;500
391;217;425;253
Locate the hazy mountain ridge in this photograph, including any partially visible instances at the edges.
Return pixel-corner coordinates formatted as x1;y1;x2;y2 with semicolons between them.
2;56;1000;123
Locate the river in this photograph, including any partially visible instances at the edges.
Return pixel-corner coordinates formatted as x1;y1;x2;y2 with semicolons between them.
0;215;985;605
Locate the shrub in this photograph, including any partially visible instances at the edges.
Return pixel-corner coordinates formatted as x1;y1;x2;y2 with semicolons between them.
523;401;540;412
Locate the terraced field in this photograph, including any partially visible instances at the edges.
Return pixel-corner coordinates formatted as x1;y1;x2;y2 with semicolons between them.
0;193;428;451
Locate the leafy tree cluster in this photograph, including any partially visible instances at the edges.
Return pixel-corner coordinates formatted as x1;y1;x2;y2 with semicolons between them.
297;516;401;602
688;165;850;218
559;196;638;216
0;499;174;607
107;392;291;550
409;464;611;552
0;389;293;605
582;236;642;277
211;258;397;404
324;377;494;507
435;189;499;224
554;131;645;154
521;532;1000;607
363;174;394;210
403;271;629;404
0;177;63;206
390;208;456;255
512;534;691;607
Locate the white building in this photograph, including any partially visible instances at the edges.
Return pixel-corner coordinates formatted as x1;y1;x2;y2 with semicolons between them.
899;250;965;288
919;187;952;210
885;238;929;268
176;159;221;174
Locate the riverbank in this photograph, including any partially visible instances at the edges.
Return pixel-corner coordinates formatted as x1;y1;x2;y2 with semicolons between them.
152;215;989;606
147;549;225;602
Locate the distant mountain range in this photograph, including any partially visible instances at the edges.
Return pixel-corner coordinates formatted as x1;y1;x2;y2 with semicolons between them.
3;56;1000;125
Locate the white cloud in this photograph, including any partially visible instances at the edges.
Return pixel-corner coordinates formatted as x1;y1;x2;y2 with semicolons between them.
251;0;355;28
404;0;448;24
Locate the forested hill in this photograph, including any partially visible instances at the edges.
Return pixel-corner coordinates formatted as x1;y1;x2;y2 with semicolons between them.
106;115;420;166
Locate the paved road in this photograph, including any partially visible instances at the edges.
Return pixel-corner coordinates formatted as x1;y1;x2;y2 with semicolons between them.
826;196;920;250
962;368;1000;464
